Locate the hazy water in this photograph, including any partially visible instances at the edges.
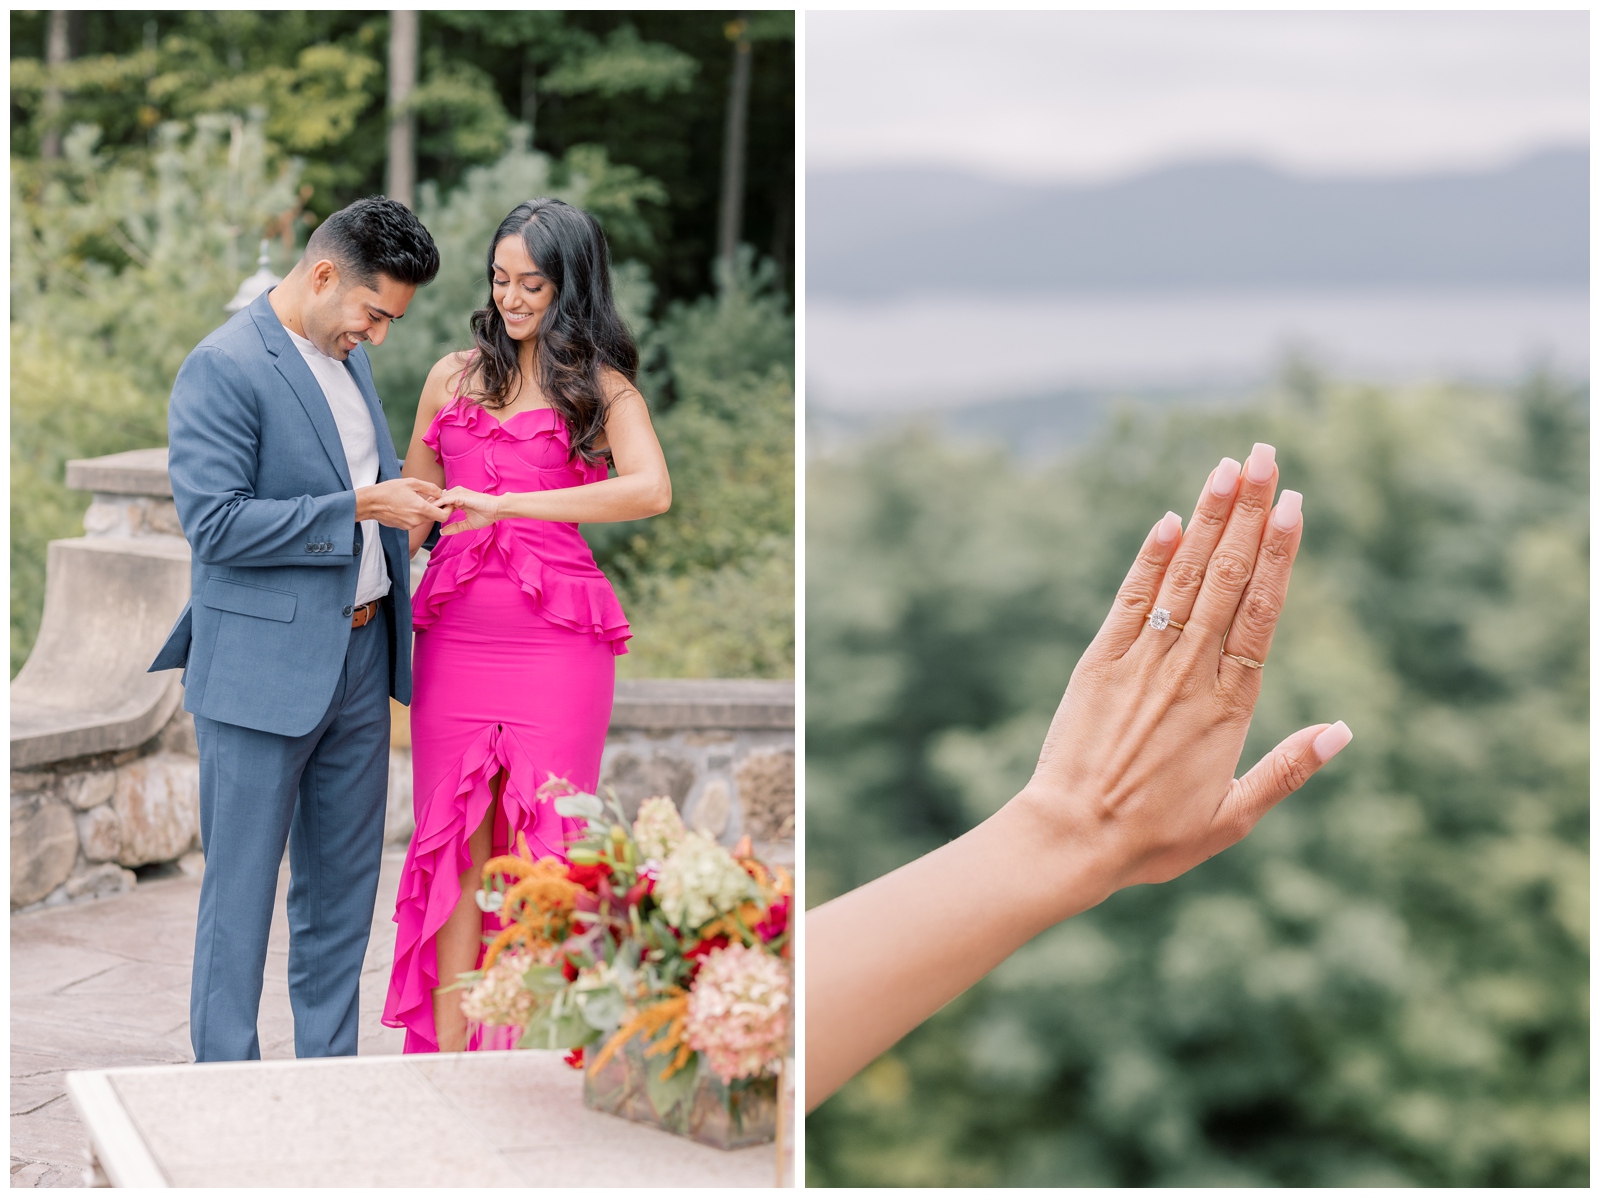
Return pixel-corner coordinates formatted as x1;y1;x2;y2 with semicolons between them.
807;287;1589;412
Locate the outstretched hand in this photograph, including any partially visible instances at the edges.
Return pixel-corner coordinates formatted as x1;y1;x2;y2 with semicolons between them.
804;441;1352;1111
1016;441;1351;913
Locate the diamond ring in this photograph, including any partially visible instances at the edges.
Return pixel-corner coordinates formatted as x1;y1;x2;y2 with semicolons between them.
1147;607;1184;632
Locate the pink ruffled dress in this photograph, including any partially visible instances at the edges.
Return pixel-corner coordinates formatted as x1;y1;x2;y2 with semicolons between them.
383;391;630;1053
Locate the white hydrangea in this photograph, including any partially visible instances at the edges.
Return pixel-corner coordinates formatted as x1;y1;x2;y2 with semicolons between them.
656;832;755;930
632;795;686;862
460;949;539;1030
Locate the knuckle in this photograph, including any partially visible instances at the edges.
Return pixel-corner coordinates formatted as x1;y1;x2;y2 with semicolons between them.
1238;586;1280;631
1218;676;1254;717
1256;532;1294;569
1206;550;1255;590
1163;558;1206;597
1273;751;1314;795
1164;662;1202;704
1232;486;1270;517
1115;582;1152;614
1190;503;1228;534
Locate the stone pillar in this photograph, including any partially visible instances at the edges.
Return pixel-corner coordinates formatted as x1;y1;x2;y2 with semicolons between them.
10;449;198;910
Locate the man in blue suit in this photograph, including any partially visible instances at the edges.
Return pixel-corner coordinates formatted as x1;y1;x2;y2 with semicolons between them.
151;198;451;1061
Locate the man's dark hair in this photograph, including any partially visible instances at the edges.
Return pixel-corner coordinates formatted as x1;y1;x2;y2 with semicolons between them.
303;197;440;290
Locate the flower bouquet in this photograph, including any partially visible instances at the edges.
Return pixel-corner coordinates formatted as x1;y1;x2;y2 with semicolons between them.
457;784;792;1150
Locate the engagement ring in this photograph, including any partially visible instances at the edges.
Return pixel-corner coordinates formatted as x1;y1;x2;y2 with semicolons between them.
1147;607;1184;632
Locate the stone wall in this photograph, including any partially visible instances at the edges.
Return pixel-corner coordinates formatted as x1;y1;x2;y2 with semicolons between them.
11;449;794;910
383;680;796;862
11;710;203;909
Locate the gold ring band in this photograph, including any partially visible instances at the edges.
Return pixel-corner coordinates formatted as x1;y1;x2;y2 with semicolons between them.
1221;650;1265;669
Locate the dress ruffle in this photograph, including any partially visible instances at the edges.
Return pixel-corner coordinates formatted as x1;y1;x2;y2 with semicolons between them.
413;396;630;654
412;528;631;654
381;721;586;1053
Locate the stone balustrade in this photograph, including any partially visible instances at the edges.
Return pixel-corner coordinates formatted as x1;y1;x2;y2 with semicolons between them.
11;449;794;911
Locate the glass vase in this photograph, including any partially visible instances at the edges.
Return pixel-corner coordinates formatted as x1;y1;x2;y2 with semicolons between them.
583;1038;778;1150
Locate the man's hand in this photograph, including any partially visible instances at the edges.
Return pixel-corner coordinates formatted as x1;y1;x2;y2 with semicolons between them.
355;478;453;529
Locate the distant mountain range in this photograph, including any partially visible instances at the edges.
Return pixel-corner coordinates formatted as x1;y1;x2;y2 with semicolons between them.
807;148;1589;297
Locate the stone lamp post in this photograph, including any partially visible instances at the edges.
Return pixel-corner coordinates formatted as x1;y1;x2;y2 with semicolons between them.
225;240;280;314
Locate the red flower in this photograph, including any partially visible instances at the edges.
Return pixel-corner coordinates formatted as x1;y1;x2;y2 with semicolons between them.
566;861;613;893
684;934;731;961
561;955;580;983
563;1046;585;1070
624;876;655;909
754;895;790;943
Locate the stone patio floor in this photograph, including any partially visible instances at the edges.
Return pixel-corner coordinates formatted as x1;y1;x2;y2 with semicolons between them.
12;852;410;1188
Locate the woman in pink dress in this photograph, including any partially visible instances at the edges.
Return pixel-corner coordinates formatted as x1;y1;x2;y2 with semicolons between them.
383;198;671;1053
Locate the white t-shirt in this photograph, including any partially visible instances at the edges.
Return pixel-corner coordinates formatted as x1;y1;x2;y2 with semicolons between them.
286;328;391;606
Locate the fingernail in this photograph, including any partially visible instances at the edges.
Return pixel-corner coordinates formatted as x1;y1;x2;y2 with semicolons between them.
1210;457;1241;496
1245;442;1277;483
1312;721;1352;763
1271;489;1302;530
1154;511;1182;545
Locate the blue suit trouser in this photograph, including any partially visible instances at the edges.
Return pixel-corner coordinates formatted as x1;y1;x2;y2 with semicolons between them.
190;605;391;1062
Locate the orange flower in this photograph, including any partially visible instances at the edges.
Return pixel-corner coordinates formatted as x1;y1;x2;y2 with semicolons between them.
480;850;585;970
589;992;693;1078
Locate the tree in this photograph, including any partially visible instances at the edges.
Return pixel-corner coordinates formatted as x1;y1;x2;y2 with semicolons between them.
385;10;417;208
10;11;794;305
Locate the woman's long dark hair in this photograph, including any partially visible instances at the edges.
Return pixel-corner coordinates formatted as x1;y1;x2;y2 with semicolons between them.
466;198;638;463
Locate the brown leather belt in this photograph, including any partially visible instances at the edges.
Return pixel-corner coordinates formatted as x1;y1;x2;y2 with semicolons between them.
351;599;380;629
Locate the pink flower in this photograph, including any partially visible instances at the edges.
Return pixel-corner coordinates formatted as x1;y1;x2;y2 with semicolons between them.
684;943;789;1084
754;895;790;943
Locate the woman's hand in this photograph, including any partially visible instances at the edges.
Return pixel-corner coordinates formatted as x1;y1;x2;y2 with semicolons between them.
435;487;505;535
1016;441;1351;913
804;442;1351;1110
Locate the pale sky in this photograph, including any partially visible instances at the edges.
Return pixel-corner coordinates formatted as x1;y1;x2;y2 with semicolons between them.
807;10;1590;182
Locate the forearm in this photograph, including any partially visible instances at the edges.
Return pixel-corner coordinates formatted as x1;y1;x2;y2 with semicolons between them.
177;488;358;568
493;473;670;524
804;793;1114;1110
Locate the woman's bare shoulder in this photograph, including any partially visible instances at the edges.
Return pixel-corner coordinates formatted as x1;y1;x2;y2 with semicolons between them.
420;350;476;413
598;364;644;408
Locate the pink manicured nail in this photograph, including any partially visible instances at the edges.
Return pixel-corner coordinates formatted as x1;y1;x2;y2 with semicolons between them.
1271;489;1302;530
1210;457;1241;496
1154;511;1182;545
1312;721;1352;762
1245;442;1277;483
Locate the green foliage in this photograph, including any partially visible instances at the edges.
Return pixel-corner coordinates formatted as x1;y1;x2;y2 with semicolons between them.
11;115;301;675
10;14;392;212
541;25;700;100
10;12;794;304
804;374;1588;1186
602;254;795;679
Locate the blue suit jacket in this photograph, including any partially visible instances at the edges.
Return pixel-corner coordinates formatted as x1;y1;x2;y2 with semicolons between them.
149;288;413;737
